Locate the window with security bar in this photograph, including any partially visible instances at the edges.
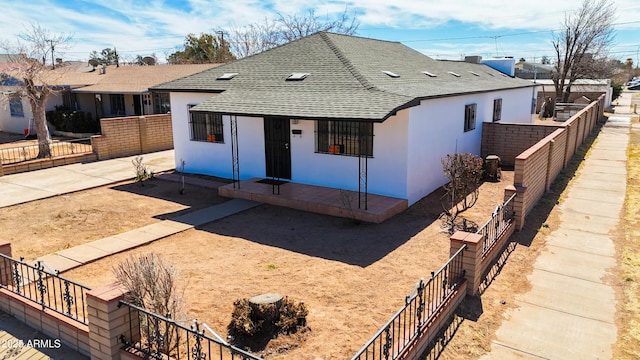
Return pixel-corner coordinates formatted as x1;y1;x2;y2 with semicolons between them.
315;120;373;156
188;107;224;143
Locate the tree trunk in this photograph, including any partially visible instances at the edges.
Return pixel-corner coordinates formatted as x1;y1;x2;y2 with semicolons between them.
27;90;52;158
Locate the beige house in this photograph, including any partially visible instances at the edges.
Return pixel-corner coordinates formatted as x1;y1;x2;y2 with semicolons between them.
1;62;218;134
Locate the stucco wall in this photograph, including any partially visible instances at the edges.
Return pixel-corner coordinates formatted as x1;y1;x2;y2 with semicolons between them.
406;87;535;204
0;96;33;134
171;86;535;206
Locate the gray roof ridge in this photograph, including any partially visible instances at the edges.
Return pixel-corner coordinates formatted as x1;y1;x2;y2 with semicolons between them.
319;32;376;91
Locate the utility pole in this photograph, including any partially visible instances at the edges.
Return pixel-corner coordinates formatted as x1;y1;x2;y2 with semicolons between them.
47;39;55;69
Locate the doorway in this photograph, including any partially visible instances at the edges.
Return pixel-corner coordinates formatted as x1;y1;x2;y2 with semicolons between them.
263;117;291;180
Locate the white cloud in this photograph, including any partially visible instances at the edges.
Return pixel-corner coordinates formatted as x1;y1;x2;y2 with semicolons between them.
0;0;637;62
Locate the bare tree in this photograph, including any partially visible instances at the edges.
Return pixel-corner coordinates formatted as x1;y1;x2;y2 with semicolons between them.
552;0;615;103
0;24;72;157
228;8;358;58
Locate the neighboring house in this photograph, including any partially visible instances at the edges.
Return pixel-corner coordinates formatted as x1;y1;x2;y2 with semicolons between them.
0;60;217;134
515;61;554;80
153;32;537;205
533;79;613;109
70;64;217;120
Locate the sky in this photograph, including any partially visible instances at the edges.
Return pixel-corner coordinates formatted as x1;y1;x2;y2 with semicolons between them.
1;0;639;64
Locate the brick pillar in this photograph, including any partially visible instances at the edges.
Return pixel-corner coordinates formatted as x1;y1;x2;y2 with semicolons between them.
138;116;147;154
86;282;139;360
0;163;4;176
450;231;483;296
504;185;526;230
0;241;13;286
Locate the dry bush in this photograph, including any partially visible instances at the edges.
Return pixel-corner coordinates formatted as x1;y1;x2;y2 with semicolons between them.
112;252;185;318
440;153;484;233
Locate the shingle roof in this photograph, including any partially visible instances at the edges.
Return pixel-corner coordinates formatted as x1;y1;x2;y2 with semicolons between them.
153;32;535;121
72;64;218;94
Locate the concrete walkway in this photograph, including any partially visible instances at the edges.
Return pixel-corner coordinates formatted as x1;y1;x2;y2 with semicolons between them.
36;197;260;273
0;150;176;208
481;93;636;359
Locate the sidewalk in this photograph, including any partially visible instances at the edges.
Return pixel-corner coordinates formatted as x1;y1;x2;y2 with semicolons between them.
0;310;88;359
0;150;175;208
480;93;635;359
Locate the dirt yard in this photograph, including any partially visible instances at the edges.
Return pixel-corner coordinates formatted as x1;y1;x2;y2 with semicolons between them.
0;172;506;360
0;178;226;260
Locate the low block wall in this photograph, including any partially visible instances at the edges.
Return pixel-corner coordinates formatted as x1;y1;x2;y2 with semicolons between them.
482;123;560;167
1;153;97;176
504;95;604;229
0;241;90;356
91;114;173;160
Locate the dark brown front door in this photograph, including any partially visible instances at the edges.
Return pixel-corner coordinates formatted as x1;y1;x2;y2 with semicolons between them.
264;117;291;180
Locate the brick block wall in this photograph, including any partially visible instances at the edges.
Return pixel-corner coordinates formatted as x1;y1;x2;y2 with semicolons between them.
547;129;568;191
1;153;97;176
481;123;560;167
91;114;173;160
504;95;605;229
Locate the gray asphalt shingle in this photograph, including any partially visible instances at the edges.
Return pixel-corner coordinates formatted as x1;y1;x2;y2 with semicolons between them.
153;32;534;121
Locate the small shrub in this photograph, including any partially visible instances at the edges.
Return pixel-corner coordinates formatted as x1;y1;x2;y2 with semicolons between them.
46;109;100;133
132;156;153;186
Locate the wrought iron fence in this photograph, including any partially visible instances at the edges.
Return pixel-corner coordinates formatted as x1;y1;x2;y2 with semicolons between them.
0;138;93;165
351;245;467;360
119;301;263;360
0;253;91;324
477;193;516;255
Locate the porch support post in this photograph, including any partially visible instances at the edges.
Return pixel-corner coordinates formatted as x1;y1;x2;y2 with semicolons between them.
358;154;368;210
230;115;240;188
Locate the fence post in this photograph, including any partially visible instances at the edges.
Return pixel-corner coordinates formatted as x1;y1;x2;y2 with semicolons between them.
0;241;13;286
86;282;139;360
450;232;483;296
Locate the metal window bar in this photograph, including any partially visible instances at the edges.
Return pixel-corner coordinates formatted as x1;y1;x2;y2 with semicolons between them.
351;245;467;360
119;301;263;360
0;253;91;324
315;120;373;157
476;193;517;255
190;112;224;143
0;138;93;165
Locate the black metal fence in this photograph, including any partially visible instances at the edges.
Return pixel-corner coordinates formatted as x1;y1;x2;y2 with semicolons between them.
119;301;263;360
0;253;91;324
0;138;93;165
477;193;516;255
351;245;467;360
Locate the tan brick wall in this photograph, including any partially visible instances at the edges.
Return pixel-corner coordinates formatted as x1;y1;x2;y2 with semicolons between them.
91;114;173;160
0;289;90;356
481;123;560;167
1;154;98;176
504;95;605;229
547;129;568;191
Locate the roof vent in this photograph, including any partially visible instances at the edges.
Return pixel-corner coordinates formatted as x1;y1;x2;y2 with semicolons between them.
468;71;480;76
216;73;238;80
422;71;438;77
382;70;400;78
447;71;461;77
286;73;309;81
